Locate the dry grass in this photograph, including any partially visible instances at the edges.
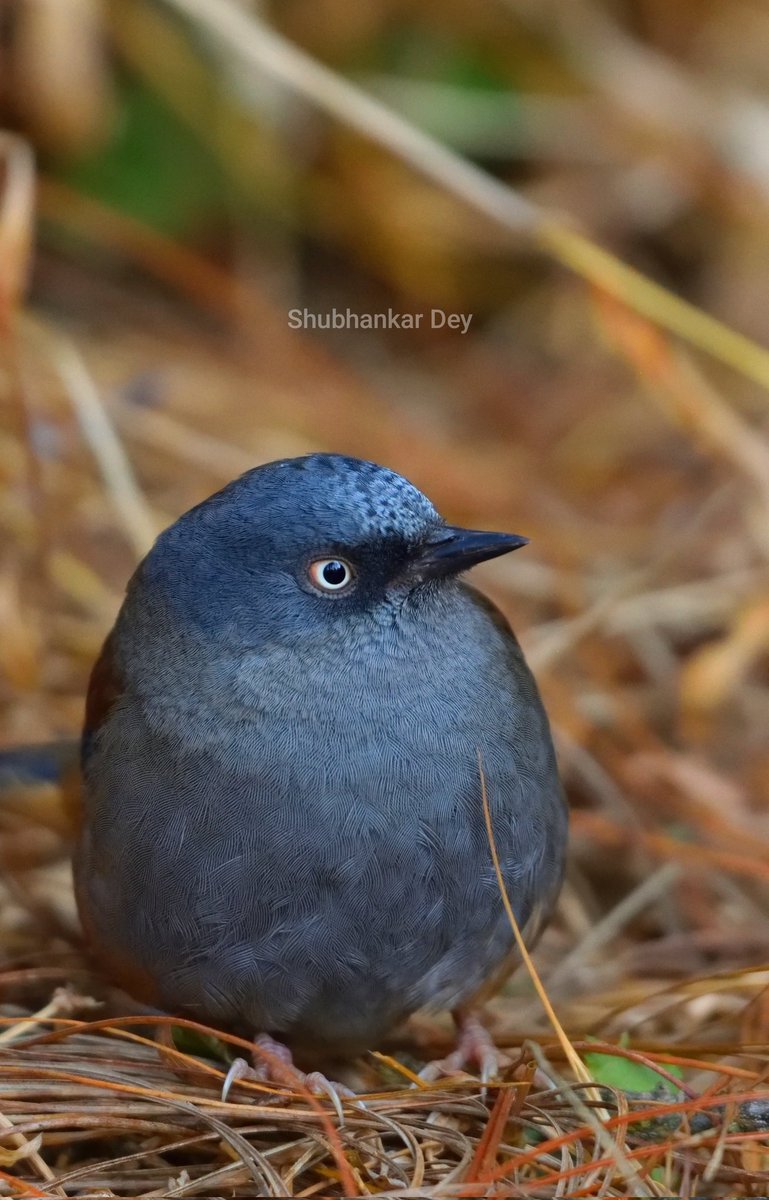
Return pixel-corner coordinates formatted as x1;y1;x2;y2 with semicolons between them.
3;0;769;1194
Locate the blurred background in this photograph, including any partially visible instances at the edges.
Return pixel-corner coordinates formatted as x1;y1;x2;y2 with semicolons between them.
2;0;769;1041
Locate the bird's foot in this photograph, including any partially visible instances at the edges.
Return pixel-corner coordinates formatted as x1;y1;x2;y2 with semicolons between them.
419;1013;509;1085
221;1033;356;1120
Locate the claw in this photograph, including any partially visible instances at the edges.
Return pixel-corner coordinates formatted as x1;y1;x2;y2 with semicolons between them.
221;1055;252;1102
418;1013;508;1095
305;1071;354;1123
220;1032;359;1119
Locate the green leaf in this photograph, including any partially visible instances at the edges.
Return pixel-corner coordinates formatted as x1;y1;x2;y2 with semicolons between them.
585;1044;683;1095
61;75;226;237
172;1026;232;1061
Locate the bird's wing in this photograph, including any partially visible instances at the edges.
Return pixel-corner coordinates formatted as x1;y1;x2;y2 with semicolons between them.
0;740;79;786
0;629;123;845
0;738;82;860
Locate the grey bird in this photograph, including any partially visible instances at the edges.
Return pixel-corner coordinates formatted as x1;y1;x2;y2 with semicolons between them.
71;453;567;1077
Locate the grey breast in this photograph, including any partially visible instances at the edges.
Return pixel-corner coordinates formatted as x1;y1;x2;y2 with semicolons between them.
79;583;566;1051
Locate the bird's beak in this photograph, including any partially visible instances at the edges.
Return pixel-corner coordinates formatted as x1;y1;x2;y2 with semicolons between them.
410;525;529;581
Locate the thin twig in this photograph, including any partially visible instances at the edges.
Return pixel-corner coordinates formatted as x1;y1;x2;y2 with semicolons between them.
23;321;158;559
545;862;683;993
477;751;589;1086
0;133;35;318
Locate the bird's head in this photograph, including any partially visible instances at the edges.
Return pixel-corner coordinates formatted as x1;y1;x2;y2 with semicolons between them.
130;454;527;642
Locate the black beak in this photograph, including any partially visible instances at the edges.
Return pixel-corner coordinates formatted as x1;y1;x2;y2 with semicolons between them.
410;525;529;581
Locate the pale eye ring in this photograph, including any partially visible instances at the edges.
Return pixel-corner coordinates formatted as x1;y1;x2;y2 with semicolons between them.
308;557;355;594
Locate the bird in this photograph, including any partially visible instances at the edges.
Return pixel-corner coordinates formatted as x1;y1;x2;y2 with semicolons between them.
7;454;568;1086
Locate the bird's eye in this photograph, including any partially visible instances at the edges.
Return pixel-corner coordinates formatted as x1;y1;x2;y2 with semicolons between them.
307;558;355;594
